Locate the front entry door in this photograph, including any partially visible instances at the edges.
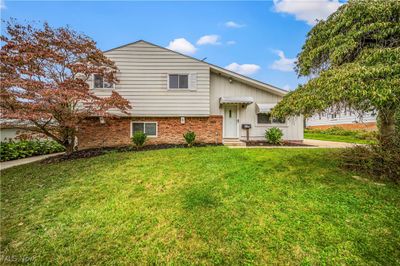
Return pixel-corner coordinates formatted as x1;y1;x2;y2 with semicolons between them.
224;106;238;138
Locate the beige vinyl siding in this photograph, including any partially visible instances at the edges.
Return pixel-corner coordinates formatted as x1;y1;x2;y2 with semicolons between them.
210;72;303;140
93;41;210;116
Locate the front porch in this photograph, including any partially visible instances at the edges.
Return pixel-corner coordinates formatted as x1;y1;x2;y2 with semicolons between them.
222;138;246;147
220;96;254;143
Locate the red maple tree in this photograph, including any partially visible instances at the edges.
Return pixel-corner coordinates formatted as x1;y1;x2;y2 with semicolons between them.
0;20;131;154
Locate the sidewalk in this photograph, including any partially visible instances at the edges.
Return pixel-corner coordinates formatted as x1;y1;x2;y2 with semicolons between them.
0;152;64;171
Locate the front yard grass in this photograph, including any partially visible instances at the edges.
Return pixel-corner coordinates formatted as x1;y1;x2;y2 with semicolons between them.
1;147;399;265
304;132;375;144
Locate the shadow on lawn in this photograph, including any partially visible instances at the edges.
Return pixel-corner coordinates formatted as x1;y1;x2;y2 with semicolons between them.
41;143;223;164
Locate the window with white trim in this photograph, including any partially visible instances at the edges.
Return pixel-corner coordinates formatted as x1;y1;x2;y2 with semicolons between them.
168;74;189;89
132;122;157;137
257;113;285;124
93;74;113;89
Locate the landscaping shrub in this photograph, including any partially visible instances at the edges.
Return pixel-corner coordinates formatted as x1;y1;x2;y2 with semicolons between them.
340;138;400;183
131;131;147;147
265;127;283;145
0;140;65;162
183;131;196;147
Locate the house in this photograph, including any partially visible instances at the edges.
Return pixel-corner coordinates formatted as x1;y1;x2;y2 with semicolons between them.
0;120;47;142
0;125;22;142
76;40;303;149
306;110;377;131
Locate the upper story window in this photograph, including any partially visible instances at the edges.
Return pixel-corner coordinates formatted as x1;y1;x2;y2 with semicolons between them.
168;74;189;89
93;74;113;89
257;113;285;124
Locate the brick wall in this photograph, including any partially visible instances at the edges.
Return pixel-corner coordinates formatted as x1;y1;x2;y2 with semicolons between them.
307;122;377;131
77;117;131;149
77;116;223;150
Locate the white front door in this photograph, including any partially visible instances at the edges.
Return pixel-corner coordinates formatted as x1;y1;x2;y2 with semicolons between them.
224;106;238;138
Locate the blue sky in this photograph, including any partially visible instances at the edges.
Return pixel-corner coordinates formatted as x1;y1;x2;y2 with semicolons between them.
1;0;343;90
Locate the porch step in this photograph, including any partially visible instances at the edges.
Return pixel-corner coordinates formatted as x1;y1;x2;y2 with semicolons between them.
223;139;246;147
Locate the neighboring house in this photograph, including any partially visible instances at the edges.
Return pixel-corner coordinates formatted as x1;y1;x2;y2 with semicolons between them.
0;120;47;142
0;126;21;142
306;110;377;130
76;40;303;149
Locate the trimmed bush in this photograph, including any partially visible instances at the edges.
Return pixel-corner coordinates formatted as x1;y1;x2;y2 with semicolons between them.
0;140;65;162
183;131;196;147
131;131;147;148
265;127;283;145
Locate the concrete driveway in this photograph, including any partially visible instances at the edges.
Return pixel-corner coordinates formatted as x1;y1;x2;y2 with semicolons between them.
0;152;64;171
302;139;358;148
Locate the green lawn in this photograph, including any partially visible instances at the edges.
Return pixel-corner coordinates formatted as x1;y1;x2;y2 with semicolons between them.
304;132;375;144
1;147;399;265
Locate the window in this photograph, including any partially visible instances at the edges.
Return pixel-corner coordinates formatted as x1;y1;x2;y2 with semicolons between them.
257;113;285;124
169;74;189;89
93;74;113;89
331;113;337;119
132;122;157;137
257;113;271;124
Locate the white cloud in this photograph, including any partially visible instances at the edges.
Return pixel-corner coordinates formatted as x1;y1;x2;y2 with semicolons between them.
226;40;236;45
270;50;296;72
225;63;260;75
166;38;197;55
273;0;342;25
224;21;245;28
283;84;291;91
197;35;221;46
0;0;6;9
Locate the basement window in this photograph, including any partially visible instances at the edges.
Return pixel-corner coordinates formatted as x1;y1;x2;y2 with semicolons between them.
132;122;157;137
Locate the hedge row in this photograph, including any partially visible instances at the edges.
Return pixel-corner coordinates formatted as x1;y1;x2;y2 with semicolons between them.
0;140;65;162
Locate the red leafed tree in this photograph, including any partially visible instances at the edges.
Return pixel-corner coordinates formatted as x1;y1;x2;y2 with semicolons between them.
0;20;131;154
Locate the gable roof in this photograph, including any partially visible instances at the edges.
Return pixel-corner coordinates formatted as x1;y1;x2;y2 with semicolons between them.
104;40;288;97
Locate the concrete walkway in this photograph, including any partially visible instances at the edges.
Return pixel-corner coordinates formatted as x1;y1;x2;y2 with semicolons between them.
0;152;64;171
228;139;358;149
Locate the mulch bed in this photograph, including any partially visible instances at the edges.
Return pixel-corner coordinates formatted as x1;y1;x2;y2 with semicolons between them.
245;140;315;147
41;143;223;164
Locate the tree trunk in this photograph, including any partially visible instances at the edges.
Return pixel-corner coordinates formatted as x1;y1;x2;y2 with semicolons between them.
377;109;396;145
64;131;76;155
65;143;75;155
